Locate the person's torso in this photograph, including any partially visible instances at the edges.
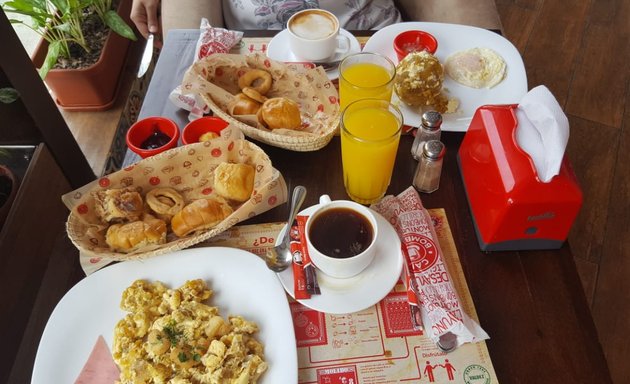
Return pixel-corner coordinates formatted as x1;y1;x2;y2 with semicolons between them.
222;0;401;30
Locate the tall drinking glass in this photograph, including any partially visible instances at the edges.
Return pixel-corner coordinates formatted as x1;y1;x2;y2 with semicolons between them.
341;99;403;204
339;52;396;110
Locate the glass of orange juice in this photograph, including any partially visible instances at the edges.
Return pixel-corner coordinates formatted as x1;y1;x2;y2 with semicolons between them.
341;99;403;204
339;52;396;110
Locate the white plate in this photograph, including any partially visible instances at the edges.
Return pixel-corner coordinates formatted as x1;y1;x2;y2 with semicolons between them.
277;204;403;314
267;28;361;79
31;248;297;383
363;22;528;132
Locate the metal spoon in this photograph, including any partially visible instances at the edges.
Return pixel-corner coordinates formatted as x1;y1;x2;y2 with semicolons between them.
316;60;341;72
263;185;307;272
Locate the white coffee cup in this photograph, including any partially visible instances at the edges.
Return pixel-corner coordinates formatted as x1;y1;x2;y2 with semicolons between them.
287;9;351;62
305;195;379;279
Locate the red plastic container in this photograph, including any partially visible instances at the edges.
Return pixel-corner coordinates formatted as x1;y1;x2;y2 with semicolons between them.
182;116;229;145
393;30;438;62
126;117;180;158
458;105;583;251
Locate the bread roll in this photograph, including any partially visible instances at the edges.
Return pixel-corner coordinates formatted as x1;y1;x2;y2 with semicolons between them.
259;97;301;130
228;93;261;116
242;86;267;103
214;162;255;202
93;188;144;223
105;214;167;253
171;198;233;237
146;187;185;220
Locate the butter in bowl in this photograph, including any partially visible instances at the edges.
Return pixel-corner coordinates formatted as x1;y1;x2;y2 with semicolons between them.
182;116;229;144
392;30;438;62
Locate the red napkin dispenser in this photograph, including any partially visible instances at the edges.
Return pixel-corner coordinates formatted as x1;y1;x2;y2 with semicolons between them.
457;105;582;251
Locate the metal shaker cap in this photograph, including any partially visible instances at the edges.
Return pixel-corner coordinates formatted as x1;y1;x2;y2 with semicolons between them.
421;110;443;130
436;332;458;353
422;140;445;160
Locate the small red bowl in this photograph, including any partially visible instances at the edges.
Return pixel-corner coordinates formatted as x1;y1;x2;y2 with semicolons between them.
126;117;180;158
393;30;438;62
182;116;229;145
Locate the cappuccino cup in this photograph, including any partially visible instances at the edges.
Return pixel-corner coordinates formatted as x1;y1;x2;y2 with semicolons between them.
287;9;351;62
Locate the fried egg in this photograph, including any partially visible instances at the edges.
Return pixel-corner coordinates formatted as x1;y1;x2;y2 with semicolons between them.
445;47;507;89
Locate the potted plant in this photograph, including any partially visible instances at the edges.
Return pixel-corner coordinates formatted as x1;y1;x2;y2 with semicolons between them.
2;0;137;110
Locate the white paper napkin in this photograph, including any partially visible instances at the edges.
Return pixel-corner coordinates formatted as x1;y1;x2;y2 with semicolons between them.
169;18;243;121
515;85;569;182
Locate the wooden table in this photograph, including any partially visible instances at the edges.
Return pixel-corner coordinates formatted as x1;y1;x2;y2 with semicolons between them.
128;29;614;383
4;29;612;383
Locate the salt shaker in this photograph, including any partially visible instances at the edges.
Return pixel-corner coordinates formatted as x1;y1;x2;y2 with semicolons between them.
413;140;446;193
411;110;443;160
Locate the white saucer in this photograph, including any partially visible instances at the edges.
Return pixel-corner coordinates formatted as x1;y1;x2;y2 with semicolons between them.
276;204;403;314
267;28;361;79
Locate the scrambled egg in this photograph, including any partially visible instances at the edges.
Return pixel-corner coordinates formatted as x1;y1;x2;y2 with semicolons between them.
112;279;267;383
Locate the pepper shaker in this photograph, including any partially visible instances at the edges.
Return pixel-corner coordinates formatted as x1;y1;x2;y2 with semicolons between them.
411;111;443;160
413;140;446;193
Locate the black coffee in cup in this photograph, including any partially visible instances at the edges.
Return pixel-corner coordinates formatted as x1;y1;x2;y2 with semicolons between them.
308;207;374;259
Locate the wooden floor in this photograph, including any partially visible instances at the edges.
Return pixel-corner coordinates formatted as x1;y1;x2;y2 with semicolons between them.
58;38;144;176
56;1;629;382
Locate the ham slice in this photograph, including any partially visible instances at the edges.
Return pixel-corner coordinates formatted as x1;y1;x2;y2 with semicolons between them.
74;335;120;383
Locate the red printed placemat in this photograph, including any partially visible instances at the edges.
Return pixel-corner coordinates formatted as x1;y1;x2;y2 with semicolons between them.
204;208;498;383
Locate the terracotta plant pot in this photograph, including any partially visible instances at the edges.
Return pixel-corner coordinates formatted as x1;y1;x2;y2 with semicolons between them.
31;0;133;111
0;165;17;230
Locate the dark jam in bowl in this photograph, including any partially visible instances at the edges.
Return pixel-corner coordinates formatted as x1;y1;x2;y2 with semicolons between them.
309;207;373;259
141;125;172;150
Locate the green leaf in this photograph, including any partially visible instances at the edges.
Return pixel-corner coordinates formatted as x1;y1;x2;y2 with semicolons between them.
4;9;37;19
104;10;137;41
67;0;87;13
0;88;20;104
6;11;47;27
49;0;70;15
4;0;33;9
7;0;45;22
3;1;37;15
21;0;46;11
31;0;47;9
79;0;95;8
39;40;62;80
53;22;72;34
3;0;49;26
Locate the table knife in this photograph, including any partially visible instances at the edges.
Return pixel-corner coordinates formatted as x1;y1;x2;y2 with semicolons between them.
137;33;154;78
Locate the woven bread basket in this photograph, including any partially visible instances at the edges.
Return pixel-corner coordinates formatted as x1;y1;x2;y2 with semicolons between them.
200;94;337;151
63;140;287;262
182;53;340;152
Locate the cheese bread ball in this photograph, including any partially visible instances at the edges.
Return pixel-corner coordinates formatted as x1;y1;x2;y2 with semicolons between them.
394;51;446;112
